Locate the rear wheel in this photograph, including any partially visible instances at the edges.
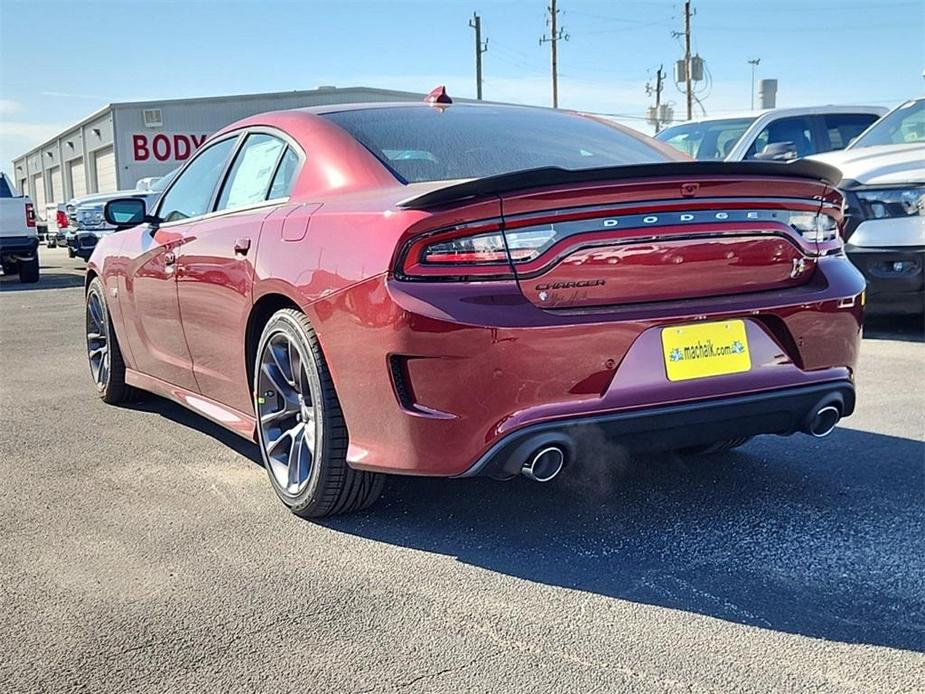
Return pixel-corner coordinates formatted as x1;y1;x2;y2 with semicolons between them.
254;309;384;518
679;437;752;456
18;256;39;283
86;277;135;404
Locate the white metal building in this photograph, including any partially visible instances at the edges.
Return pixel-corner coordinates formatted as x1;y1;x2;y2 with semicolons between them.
11;86;439;211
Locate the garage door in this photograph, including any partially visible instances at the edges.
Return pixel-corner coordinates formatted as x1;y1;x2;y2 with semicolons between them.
48;166;63;203
31;173;46;212
68;160;87;199
93;147;116;193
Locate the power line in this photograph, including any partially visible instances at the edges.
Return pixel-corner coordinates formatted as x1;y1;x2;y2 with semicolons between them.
488;43;548;76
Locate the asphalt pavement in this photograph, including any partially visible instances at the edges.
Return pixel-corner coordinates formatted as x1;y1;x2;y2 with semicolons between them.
1;248;923;693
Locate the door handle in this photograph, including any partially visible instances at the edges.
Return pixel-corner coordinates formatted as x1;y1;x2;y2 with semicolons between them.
234;237;251;256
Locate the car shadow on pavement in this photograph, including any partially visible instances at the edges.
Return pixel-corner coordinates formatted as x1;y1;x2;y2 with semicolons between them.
324;427;925;653
0;272;85;291
124;397;262;463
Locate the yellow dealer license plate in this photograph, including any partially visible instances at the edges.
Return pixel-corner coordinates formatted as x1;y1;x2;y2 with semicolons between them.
661;320;751;382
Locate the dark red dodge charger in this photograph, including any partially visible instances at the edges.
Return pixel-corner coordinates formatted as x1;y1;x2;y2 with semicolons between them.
87;95;864;517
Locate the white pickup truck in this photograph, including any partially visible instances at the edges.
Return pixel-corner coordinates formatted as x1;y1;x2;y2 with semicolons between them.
0;172;39;283
810;97;925;315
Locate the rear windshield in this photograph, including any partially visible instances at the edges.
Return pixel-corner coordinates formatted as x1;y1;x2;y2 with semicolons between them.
0;176;14;198
656;118;755;160
323;105;671;183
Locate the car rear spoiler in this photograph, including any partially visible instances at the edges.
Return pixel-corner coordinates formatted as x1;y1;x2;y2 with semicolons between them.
397;160;843;210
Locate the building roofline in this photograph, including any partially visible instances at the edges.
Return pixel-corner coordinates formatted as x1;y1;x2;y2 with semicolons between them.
12;102;113;165
107;85;432;110
11;85;524;165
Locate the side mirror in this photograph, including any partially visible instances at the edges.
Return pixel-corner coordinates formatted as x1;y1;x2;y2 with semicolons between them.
753;141;798;161
104;198;151;227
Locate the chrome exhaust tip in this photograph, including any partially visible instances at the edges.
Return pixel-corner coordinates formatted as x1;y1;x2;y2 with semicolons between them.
809;405;841;438
521;445;565;483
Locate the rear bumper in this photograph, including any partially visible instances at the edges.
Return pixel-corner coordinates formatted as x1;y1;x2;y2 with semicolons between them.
0;235;38;256
309;255;865;477
461;381;855;477
846;245;924;315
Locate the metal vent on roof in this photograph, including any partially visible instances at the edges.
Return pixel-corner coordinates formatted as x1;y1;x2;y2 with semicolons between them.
142;108;163;128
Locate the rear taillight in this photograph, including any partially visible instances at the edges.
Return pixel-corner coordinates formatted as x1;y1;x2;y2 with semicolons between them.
420;231;510;264
786;211;839;242
400;226;556;280
56;210;69;229
25;203;35;227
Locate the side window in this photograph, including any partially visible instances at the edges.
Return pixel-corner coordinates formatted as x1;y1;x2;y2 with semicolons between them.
158;138;236;222
747;116;816;159
664;132;702;159
216;134;286;211
268;148;300;199
710;124;750;159
823;114;879;150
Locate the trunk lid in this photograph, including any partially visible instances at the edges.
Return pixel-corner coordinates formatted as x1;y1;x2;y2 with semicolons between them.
397;162;842;308
495;173;833;309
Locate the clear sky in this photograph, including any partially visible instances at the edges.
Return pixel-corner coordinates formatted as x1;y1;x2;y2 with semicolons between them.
1;0;923;168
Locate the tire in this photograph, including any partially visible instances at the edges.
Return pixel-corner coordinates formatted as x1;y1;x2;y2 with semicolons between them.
254;309;384;518
18;256;39;283
47;239;57;248
67;247;76;258
679;437;752;456
86;277;136;404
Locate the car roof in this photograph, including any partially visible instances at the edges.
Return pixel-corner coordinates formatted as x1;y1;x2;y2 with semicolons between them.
669;105;887;126
293;101;562;116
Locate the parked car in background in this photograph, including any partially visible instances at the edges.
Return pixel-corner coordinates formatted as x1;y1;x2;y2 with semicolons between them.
810;97;925;315
86;99;864;518
656;105;886;162
68;168;178;261
134;175;166;191
44;202;70;249
0;172;39;283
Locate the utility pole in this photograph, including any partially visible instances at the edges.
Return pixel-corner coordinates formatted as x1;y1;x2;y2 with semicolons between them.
469;13;488;100
540;0;568;108
646;65;668;133
748;58;761;110
654;65;665;132
684;0;693;120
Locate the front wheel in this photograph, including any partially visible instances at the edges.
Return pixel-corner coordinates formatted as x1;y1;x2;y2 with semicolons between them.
86;277;135;403
254;309;384;518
